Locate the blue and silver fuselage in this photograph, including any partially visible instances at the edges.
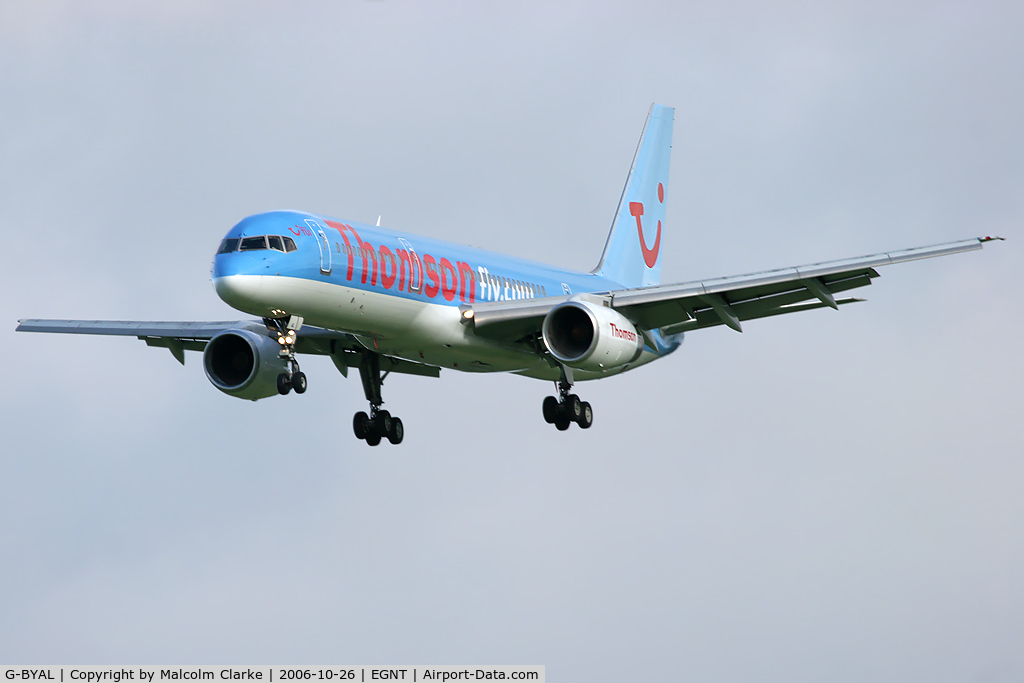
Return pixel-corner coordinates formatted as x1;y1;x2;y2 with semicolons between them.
211;210;679;379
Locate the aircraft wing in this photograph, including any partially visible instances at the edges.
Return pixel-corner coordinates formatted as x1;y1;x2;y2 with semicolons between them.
469;236;1000;339
14;319;441;378
14;319;242;363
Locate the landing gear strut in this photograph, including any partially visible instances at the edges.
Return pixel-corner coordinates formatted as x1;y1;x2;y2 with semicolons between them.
266;316;307;396
351;352;404;446
542;367;593;430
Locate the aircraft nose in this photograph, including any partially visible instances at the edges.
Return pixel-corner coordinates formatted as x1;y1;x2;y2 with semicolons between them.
213;274;263;310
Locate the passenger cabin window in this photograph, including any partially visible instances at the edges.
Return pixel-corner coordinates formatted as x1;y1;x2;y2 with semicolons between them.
240;236;267;251
217;238;239;254
268;235;284;252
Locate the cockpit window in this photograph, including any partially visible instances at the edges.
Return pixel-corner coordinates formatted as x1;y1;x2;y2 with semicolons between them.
217;238;239;254
219;235;296;254
240;236;268;251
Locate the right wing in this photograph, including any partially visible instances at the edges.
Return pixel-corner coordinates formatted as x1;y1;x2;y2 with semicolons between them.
15;320;243;364
15;319;440;378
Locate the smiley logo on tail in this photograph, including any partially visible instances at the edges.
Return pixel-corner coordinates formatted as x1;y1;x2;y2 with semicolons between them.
629;182;664;268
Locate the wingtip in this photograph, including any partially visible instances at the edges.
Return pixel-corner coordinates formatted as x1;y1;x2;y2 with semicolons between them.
980;236;1005;242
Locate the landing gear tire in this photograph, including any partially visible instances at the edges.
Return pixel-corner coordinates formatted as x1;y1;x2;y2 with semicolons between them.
544;379;593;431
578;401;593;429
542;396;559;424
277;373;291;395
375;410;393;436
292;371;307;394
354;351;408;446
353;411;370;440
566;394;583;420
388;417;404;445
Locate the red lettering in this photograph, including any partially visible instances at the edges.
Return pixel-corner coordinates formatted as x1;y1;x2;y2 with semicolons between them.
361;244;378;285
337;224;376;285
610;323;637;341
338;223;376;284
423;254;440;298
457;261;476;303
324;220;355;280
439;258;457;302
397;249;411;291
379;245;396;289
396;249;423;292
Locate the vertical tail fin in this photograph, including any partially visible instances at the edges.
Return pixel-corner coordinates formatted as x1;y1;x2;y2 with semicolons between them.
593;104;674;288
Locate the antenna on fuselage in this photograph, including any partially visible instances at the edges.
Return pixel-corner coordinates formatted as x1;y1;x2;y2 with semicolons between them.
376;215;381;227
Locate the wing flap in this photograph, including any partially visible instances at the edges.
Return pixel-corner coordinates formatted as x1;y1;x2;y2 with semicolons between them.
620;271;876;330
330;349;441;378
660;297;865;334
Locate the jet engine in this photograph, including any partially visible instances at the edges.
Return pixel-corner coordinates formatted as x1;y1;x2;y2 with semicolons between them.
541;300;644;372
203;326;290;400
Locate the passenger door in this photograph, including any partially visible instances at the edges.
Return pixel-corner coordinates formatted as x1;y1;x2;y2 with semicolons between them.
306;219;332;275
398;238;422;293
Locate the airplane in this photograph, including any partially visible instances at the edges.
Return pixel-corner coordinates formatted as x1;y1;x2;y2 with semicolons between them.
16;104;1003;446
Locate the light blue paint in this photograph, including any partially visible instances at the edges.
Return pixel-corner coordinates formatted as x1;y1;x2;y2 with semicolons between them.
212;105;681;358
593;103;674;288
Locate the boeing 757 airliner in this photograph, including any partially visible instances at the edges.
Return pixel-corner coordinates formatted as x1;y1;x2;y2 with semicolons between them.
17;104;1002;445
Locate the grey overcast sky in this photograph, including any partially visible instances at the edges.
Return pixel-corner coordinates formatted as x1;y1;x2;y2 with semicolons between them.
1;1;1022;680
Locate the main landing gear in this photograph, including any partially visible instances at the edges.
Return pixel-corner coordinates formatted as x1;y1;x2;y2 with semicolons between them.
276;368;306;395
542;374;593;431
267;316;307;396
352;352;404;446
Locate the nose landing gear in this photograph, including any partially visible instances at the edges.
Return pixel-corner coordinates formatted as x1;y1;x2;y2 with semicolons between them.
276;368;307;395
266;316;307;396
351;352;404;446
542;372;593;430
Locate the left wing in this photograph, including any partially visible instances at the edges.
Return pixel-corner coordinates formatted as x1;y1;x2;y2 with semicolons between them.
467;236;1002;339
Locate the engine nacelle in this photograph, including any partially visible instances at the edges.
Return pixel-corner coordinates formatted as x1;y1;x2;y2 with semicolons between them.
203;326;290;400
541;300;644;372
